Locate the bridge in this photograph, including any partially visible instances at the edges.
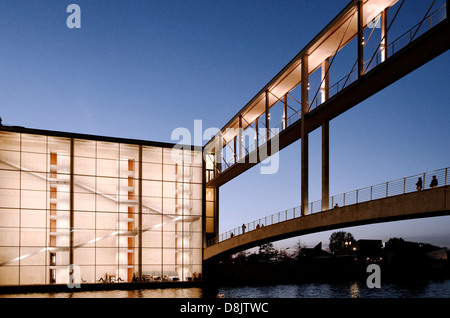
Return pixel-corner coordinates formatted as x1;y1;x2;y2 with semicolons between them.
204;168;450;260
202;0;450;260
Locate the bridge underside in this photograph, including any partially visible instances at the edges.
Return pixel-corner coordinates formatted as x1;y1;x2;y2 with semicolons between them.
203;185;450;261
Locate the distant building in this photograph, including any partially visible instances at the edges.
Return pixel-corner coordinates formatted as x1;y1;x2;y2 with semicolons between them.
300;242;331;258
352;239;383;262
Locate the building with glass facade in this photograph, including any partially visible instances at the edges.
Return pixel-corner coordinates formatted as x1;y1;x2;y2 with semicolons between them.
0;126;213;286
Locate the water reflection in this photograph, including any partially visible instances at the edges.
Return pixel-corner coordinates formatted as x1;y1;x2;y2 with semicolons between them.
349;282;360;298
1;280;449;298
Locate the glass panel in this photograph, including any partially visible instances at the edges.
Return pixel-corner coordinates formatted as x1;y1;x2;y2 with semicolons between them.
0;150;20;170
48;136;70;154
0;189;20;208
142;146;162;164
97;159;118;177
20;209;46;228
206;217;214;233
206;202;215;218
21;172;46;191
142;180;162;198
0;170;20;189
74;139;96;157
21;152;47;172
142;162;162;180
0;131;20;151
21;134;46;153
163;148;183;165
74;157;96;175
0;209;19;228
97;141;118;159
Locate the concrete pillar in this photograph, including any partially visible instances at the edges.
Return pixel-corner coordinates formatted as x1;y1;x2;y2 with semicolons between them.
138;145;143;282
358;0;364;77
69;138;74;266
322;121;329;211
321;58;330;104
239;115;243;160
321;59;330;211
381;9;388;62
283;94;287;130
301;54;309;216
265;90;270;142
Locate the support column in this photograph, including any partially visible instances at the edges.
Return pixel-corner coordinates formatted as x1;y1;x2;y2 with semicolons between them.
381;8;388;62
255;115;259;162
321;59;329;104
322;121;329;211
358;0;364;77
138;145;143;282
69;138;74;266
233;136;237;164
283;94;287;130
321;59;330;211
265;90;270;142
239;115;243;161
301;54;309;216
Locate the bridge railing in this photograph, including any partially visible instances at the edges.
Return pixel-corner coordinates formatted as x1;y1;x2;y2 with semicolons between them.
364;2;448;74
206;167;449;247
312;2;448;112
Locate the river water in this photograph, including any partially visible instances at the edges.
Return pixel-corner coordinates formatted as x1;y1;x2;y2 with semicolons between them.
1;279;450;298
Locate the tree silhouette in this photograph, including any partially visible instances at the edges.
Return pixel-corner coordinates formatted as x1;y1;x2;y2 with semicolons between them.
258;243;277;262
329;231;355;255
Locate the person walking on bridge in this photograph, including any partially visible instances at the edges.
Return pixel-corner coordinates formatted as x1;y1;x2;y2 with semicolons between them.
430;176;438;188
416;177;422;191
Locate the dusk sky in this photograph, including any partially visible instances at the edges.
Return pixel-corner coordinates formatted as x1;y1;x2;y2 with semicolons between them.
1;0;449;250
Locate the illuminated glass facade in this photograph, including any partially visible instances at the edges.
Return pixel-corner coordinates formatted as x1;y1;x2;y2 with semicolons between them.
0;128;205;286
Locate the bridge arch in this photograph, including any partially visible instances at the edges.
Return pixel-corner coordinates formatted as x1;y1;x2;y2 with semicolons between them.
204;185;450;261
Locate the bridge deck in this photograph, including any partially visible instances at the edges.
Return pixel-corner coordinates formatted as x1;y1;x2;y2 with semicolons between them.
203;185;450;260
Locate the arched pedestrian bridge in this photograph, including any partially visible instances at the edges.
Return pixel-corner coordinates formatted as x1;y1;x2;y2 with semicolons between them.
204;168;450;261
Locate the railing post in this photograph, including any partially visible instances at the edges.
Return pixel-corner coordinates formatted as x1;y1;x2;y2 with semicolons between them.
403;177;406;194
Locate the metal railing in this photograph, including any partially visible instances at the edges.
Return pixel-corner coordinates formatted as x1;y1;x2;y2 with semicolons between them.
311;2;448;112
206;167;449;247
364;2;447;74
206;3;447;184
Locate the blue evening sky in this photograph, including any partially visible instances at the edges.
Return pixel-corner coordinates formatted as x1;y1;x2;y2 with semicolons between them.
1;0;449;250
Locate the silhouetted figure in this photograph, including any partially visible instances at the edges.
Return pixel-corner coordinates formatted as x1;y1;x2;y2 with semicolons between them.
242;223;246;234
430;176;438;188
416;177;422;191
334;203;339;209
0;117;2;126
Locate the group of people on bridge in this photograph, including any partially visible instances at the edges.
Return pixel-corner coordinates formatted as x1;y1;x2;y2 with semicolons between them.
416;175;438;191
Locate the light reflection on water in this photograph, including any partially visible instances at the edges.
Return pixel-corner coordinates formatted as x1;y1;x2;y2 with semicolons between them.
1;280;450;298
